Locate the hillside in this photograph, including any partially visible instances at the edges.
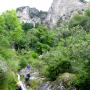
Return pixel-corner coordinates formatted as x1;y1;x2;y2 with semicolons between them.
0;0;90;90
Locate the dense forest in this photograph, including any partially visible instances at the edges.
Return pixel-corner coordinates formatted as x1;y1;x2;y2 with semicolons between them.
0;10;90;90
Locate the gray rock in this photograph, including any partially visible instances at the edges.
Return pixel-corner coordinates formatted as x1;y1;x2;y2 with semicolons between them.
45;0;90;28
17;6;30;23
37;81;66;90
37;73;77;90
16;6;47;27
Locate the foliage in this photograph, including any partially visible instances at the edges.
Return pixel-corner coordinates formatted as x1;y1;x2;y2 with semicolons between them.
22;23;34;31
40;18;90;89
2;10;21;31
0;9;90;90
69;10;90;32
19;59;28;70
46;60;72;81
0;60;8;90
16;25;57;54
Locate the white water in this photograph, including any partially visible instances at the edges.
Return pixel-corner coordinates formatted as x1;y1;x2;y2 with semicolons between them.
17;74;20;81
17;74;27;90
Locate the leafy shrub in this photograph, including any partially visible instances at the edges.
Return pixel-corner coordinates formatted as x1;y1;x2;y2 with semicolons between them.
46;60;72;81
19;59;28;70
22;23;34;31
0;60;8;90
31;52;38;58
0;60;17;90
69;10;90;32
7;71;17;90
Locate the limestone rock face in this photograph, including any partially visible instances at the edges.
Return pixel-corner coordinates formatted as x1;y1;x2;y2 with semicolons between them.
16;6;47;26
45;0;90;28
16;6;30;23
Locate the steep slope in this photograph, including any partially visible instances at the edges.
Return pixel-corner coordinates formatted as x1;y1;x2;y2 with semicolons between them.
45;0;90;28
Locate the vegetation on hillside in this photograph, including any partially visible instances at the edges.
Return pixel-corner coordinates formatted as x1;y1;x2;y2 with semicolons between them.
0;9;90;90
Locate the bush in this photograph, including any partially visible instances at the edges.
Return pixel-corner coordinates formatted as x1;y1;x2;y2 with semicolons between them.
0;60;8;90
69;10;90;32
72;72;90;90
19;59;28;70
45;60;72;81
7;71;17;90
0;60;17;90
22;23;34;31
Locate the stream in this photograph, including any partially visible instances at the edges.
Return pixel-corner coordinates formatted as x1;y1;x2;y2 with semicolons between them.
17;74;27;90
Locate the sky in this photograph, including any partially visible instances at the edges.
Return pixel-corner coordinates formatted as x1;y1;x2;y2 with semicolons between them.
0;0;53;13
0;0;90;13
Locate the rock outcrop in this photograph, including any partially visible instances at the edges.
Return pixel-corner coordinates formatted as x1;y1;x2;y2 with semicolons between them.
45;0;90;28
37;73;76;90
16;6;47;27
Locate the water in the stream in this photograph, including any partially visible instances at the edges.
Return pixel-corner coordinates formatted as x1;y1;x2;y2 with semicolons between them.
17;74;27;90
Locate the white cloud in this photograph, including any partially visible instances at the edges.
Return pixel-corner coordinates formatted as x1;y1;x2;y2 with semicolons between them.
0;0;53;13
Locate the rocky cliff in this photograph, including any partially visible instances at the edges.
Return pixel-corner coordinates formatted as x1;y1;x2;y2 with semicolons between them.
45;0;90;28
16;0;90;28
16;6;47;27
